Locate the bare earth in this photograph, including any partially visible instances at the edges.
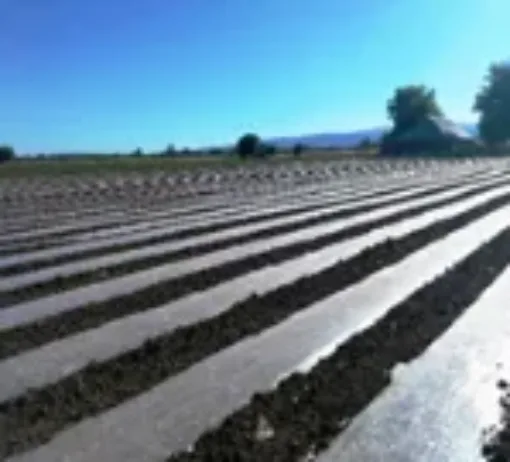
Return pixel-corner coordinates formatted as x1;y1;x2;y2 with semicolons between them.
1;156;510;462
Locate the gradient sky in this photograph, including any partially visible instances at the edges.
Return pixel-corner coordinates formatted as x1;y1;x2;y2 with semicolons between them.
2;0;509;153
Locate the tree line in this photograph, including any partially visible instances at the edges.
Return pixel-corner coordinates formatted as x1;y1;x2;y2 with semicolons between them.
2;61;510;162
234;61;510;158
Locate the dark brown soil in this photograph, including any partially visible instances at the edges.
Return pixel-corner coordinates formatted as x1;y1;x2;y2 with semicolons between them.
2;179;510;362
0;199;249;256
482;381;510;461
163;228;510;462
0;158;480;229
0;172;477;278
0;178;352;254
1;160;365;224
0;175;506;309
2;188;510;458
0;198;326;275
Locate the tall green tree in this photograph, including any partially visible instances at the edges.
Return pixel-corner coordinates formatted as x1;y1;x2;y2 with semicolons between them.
387;85;442;132
474;62;510;145
0;145;15;163
236;133;261;158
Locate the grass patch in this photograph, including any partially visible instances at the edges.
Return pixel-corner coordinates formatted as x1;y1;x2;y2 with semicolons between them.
0;151;376;179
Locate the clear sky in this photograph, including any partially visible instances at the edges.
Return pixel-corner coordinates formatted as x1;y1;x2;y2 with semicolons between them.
2;0;509;153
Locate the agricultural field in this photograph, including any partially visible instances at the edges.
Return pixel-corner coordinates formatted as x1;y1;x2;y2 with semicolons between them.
1;156;510;461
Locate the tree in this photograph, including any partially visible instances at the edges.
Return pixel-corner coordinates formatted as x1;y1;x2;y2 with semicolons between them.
474;62;510;146
164;144;176;156
0;145;15;163
236;133;261;158
387;85;442;133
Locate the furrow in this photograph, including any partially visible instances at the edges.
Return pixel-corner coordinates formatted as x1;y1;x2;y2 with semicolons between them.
0;182;361;256
0;177;399;269
4;173;510;454
315;266;510;462
0;166;474;271
6;194;510;462
0;180;341;247
0;170;505;301
1;171;508;401
0;166;380;234
2;177;510;349
0;199;175;237
164;220;510;462
0;171;419;260
0;186;341;257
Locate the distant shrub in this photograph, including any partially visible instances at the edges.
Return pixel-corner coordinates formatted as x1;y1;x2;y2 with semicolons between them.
293;143;305;156
357;137;373;150
262;143;277;157
0;145;15;163
164;144;176;156
236;133;261;158
208;148;224;156
131;148;143;157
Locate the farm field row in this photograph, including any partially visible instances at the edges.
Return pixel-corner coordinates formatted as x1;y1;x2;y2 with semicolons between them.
1;157;510;461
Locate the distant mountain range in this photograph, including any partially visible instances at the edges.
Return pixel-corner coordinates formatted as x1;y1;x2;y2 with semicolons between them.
267;123;478;149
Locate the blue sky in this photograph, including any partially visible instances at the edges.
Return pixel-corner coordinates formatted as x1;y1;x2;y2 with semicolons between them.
1;0;509;153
